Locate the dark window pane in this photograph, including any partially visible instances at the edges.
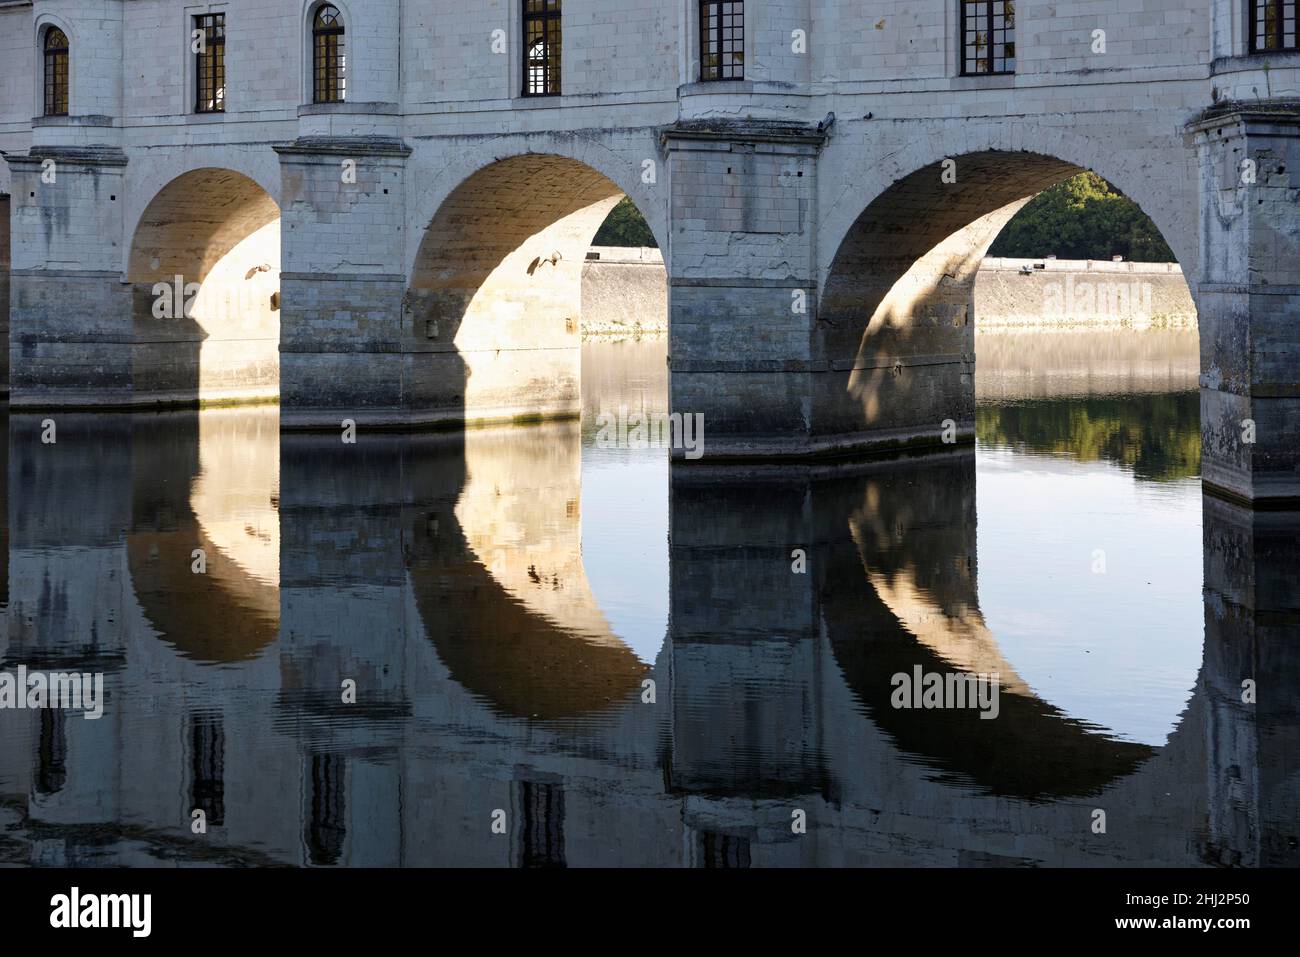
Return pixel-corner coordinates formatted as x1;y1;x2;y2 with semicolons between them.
195;13;226;113
1251;1;1300;51
701;1;744;81
960;1;1016;75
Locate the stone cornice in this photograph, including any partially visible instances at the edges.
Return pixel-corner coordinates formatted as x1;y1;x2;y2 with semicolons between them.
1186;99;1300;135
659;119;828;150
2;146;128;167
274;136;412;158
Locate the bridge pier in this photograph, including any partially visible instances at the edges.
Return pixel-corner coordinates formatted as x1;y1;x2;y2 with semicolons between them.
6;148;132;408
665;122;829;458
1192;106;1300;506
276;138;412;429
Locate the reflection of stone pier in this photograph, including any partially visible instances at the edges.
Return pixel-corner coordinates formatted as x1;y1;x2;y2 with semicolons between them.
1201;499;1300;867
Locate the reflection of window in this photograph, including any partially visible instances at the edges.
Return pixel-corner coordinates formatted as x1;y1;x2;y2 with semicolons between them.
36;709;67;794
523;0;561;96
517;781;565;868
307;754;346;865
43;27;69;116
1251;1;1299;52
960;1;1015;76
313;5;346;103
700;1;744;81
190;712;225;826
194;13;226;113
696;830;751;868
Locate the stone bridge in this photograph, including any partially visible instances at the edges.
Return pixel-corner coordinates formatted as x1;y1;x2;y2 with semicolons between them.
1;0;1298;504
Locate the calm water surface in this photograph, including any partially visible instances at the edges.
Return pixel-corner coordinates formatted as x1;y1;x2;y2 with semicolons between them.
0;333;1295;867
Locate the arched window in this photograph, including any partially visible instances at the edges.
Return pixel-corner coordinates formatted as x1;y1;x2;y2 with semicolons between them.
313;5;346;103
43;27;69;117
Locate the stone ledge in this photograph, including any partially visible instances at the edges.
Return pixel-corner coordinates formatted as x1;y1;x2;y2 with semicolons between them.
3;146;127;167
660;118;828;149
275;136;411;158
1186;99;1300;133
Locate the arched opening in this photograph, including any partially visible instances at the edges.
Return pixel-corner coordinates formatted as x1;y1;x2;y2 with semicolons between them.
406;152;665;426
819;151;1197;444
127;168;281;406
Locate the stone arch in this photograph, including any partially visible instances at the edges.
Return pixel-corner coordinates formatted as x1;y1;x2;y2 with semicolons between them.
404;140;668;426
405;136;668;279
819;123;1200;287
126;167;282;406
815;137;1199;450
121;151;281;274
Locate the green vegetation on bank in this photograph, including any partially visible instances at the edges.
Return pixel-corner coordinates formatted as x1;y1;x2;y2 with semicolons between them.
593;197;658;248
593;173;1174;263
988;172;1175;263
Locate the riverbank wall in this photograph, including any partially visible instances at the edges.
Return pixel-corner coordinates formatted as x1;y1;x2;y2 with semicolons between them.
580;251;1197;338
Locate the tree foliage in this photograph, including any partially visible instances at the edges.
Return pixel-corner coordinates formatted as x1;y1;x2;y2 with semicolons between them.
989;172;1175;263
593;197;658;248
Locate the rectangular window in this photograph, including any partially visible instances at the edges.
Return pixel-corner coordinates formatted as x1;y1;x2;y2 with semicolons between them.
195;12;226;113
960;0;1016;76
700;1;744;81
523;0;561;97
1250;1;1299;52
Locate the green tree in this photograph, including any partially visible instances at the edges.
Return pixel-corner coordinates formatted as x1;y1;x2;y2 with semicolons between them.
989;172;1175;263
593;197;658;248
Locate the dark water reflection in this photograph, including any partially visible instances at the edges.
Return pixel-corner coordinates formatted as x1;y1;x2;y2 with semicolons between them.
0;340;1296;867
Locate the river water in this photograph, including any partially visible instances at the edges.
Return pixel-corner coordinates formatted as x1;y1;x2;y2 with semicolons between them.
0;331;1295;867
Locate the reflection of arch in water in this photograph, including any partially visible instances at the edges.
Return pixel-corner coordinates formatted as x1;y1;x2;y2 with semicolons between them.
821;456;1158;800
407;425;649;722
127;409;280;663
